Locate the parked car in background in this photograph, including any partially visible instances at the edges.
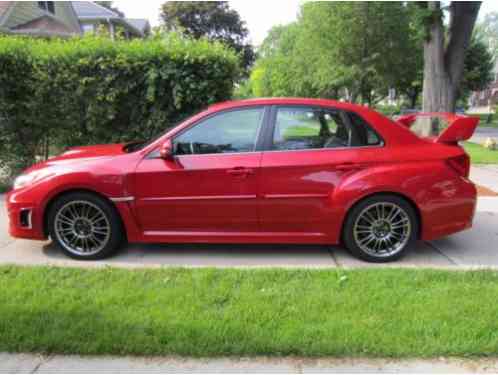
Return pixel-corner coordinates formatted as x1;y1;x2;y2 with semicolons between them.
6;98;478;262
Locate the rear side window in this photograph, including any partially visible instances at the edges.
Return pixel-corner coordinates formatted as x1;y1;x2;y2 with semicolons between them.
271;107;382;151
347;112;383;146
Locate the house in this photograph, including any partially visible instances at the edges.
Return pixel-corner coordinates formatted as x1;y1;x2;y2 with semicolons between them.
0;2;150;39
0;2;81;37
469;60;498;114
72;2;150;39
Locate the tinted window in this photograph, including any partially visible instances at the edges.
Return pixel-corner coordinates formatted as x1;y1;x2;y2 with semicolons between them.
272;107;382;151
273;107;351;150
174;108;263;155
347;112;383;146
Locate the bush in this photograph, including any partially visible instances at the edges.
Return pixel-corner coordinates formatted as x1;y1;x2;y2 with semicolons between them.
0;34;240;179
374;104;401;117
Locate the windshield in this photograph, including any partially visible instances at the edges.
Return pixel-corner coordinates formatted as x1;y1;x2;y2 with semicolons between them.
123;122;183;153
124;133;163;153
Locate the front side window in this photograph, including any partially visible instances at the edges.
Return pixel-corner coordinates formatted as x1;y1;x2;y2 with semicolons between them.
272;107;382;151
174;108;264;155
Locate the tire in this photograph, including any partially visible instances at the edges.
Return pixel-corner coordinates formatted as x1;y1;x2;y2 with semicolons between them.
342;194;419;263
47;192;124;260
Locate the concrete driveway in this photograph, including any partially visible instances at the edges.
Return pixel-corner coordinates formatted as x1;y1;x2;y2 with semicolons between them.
1;167;497;269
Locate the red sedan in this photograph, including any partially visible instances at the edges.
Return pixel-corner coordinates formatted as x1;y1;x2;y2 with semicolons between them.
6;98;478;262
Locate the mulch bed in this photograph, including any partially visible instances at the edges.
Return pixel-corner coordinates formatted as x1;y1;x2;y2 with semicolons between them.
476;184;498;197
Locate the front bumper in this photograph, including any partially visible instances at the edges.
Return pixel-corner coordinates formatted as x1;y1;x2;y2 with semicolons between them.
6;191;47;240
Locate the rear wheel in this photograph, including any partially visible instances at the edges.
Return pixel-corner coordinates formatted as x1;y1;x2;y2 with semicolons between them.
343;195;418;262
47;192;124;260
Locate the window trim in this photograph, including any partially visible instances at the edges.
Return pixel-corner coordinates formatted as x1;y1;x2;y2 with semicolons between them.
146;106;270;159
262;105;385;153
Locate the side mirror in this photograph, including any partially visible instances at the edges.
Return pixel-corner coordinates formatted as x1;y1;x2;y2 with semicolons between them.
159;139;174;160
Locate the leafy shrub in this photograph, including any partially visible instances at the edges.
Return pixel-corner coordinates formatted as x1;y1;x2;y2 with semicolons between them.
0;34;239;179
374;104;401;117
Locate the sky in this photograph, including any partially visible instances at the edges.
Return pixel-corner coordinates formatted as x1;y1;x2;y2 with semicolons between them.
116;0;498;46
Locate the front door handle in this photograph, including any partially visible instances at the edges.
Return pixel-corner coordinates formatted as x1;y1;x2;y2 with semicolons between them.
227;167;254;177
334;163;361;171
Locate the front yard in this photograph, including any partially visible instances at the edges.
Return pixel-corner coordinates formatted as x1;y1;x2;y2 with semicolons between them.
465;142;498;164
2;266;498;358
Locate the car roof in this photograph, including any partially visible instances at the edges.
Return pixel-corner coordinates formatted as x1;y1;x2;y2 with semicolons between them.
208;97;368;113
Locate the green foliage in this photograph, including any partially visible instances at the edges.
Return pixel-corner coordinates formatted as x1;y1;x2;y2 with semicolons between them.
461;36;494;94
160;1;254;76
251;2;422;106
0;34;239;178
474;11;498;57
374;104;401;117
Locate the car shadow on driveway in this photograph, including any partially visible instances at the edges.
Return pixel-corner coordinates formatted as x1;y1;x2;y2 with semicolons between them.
35;239;456;269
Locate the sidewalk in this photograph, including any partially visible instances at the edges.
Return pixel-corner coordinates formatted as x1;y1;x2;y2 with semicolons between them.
3;352;498;373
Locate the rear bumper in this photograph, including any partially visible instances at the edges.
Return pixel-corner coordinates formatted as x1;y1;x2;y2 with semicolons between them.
420;177;477;241
6;191;47;240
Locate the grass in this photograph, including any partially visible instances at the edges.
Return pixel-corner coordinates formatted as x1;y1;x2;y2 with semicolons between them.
464;142;498;164
2;266;498;357
467;113;498;128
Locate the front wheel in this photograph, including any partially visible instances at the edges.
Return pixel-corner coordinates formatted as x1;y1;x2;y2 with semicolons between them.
343;195;418;262
47;192;124;260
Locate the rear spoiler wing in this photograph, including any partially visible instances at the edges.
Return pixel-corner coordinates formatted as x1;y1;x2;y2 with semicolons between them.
396;112;479;144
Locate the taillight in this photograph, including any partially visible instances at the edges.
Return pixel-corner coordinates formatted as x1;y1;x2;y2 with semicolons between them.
446;154;470;178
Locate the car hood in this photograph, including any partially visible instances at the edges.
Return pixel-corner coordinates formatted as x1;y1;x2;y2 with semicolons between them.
52;143;127;161
24;144;127;174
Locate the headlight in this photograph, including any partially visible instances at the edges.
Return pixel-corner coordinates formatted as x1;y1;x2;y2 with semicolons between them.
13;174;36;190
13;170;55;190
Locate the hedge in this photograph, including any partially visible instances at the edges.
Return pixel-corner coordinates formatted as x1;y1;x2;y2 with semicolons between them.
0;34;240;180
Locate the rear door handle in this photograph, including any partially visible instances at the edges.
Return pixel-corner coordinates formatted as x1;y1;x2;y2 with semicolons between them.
227;167;254;177
334;163;361;171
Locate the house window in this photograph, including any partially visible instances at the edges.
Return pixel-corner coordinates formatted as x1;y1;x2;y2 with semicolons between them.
81;24;95;34
38;1;55;14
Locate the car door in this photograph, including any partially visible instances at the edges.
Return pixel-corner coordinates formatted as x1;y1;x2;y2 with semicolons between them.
133;106;267;235
259;105;383;237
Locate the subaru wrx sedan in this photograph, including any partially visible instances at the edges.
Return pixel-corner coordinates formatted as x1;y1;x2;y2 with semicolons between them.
6;98;477;262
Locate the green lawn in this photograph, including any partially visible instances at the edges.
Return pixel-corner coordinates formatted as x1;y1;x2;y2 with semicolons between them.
467;114;498;128
464;142;498;164
2;266;498;357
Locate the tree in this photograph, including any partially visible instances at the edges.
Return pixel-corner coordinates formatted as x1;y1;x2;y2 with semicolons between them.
251;2;421;105
421;2;481;112
460;36;494;100
160;1;255;76
474;11;498;56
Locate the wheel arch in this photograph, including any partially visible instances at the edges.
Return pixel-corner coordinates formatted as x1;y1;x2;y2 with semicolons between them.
42;188;125;238
340;191;422;242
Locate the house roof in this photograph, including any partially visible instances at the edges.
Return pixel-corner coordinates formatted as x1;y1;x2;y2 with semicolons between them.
72;1;120;19
72;2;149;37
12;15;76;34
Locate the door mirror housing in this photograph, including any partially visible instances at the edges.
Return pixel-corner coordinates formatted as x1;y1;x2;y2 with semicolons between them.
159;139;174;160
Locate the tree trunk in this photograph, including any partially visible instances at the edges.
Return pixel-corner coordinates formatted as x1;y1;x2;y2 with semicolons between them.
422;2;481;114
